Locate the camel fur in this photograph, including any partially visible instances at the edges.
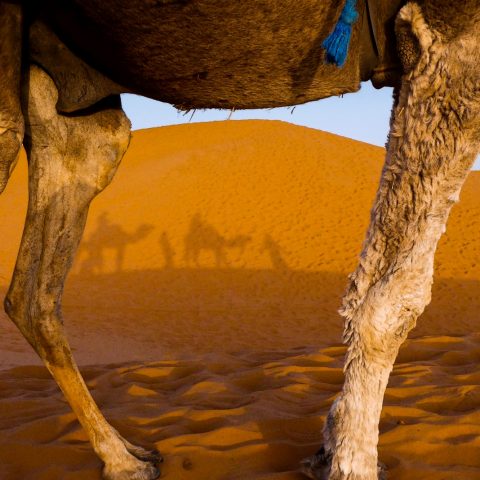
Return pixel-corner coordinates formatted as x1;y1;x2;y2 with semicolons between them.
1;1;480;479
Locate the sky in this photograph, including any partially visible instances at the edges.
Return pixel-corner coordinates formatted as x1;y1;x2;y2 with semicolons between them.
121;82;480;169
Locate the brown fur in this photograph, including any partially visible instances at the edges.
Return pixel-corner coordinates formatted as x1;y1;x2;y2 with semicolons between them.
22;0;405;112
40;0;355;109
32;0;402;110
29;19;127;113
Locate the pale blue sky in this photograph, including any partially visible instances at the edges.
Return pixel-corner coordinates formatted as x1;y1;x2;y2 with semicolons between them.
122;82;480;169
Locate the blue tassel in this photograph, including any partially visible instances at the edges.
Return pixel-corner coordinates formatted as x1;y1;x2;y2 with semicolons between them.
322;0;359;67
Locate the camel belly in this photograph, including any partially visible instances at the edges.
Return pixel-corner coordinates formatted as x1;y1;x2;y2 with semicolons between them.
41;0;365;109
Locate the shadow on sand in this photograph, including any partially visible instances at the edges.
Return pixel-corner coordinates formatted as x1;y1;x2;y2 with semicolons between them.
79;212;154;274
2;212;480;479
62;212;480;358
62;266;480;360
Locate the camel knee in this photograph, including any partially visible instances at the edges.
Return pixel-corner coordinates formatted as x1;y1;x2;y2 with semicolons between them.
344;287;427;364
367;308;417;353
3;295;18;325
4;293;35;346
0;124;23;193
85;104;131;195
73;109;131;198
4;291;68;363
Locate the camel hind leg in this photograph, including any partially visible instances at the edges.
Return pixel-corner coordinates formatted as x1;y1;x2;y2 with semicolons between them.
4;65;161;480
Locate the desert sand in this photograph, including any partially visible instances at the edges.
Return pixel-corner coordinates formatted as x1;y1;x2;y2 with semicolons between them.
0;120;480;479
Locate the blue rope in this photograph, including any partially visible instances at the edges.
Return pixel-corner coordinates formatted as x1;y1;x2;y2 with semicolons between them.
322;0;359;67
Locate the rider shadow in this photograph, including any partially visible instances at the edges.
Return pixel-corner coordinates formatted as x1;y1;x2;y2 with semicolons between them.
78;212;154;274
160;231;175;269
261;234;290;272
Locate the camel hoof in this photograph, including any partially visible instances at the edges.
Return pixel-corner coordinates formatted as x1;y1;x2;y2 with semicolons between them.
300;446;387;480
300;446;330;479
103;455;161;480
127;445;163;464
112;427;163;465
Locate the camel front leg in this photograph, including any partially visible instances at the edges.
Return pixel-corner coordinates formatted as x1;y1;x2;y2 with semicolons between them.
4;65;161;480
302;3;480;479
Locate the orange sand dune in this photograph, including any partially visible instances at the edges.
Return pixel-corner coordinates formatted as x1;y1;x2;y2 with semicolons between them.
0;120;480;478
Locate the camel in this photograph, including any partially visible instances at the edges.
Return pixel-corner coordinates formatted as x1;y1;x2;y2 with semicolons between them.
1;1;480;479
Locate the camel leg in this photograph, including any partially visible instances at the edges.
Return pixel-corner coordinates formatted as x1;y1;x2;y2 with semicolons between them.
0;2;23;193
302;3;480;480
4;65;161;480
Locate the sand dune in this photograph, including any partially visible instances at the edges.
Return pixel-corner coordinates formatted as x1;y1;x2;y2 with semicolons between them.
0;120;479;478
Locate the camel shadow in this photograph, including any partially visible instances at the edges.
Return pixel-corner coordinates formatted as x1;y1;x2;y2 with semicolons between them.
78;212;154;274
68;212;480;354
184;213;251;268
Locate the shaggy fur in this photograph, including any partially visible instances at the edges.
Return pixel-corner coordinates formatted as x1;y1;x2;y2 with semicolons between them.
301;2;480;478
420;0;480;41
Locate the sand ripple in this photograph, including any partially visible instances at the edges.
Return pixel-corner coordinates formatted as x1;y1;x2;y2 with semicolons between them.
1;336;480;479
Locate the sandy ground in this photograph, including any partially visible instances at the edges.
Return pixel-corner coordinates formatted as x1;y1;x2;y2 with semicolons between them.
0;120;480;479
